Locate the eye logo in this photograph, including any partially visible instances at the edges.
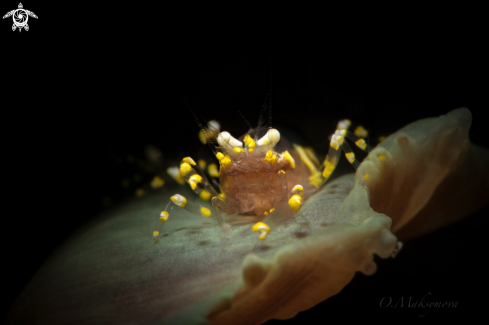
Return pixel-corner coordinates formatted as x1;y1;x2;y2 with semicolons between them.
3;3;38;32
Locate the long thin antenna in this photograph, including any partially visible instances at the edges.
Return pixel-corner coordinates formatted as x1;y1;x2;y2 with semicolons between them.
238;110;253;132
166;71;218;154
268;33;273;129
254;93;268;139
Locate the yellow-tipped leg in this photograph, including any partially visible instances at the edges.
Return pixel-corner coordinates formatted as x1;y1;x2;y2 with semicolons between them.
199;190;212;201
345;131;373;153
167;166;185;185
153;230;160;242
340;140;360;169
199;120;220;144
179;157;219;197
208;163;219;178
354;125;368;138
153;193;215;241
293;144;322;188
288;194;303;211
216;153;232;169
317;141;342;187
288;184;305;211
336;119;351;130
197;159;207;170
160;211;169;222
252;222;271;240
264;150;277;166
150;176;165;189
291;185;304;196
316;122;374;188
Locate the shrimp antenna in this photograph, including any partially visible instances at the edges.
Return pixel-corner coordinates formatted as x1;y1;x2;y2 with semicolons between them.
176;89;205;135
190;108;219;155
255;33;273;139
238;110;253;132
167;71;219;155
255;93;269;139
267;33;273;129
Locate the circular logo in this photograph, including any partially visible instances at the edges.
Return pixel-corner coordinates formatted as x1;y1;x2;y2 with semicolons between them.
13;9;27;27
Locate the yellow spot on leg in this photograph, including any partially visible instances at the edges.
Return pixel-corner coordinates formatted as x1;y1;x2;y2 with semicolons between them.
292;185;304;196
220;156;232;169
252;222;271;240
243;135;256;152
355;138;367;150
264;150;277;166
288;195;303;211
208;163;219;177
160;211;169;222
198;130;207;144
309;172;323;188
330;135;344;151
354;126;368;138
150;176;165;189
378;155;385;161
216;152;225;161
180;163;192;176
198;159;207;170
171;194;187;207
282;151;295;168
345;152;355;164
200;207;211;217
199;190;212;201
336;119;351;130
363;174;370;180
322;161;335;179
189;174;203;190
167;167;185;185
182;157;196;165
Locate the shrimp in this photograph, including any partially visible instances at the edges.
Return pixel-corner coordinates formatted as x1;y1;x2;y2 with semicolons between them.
153;108;373;242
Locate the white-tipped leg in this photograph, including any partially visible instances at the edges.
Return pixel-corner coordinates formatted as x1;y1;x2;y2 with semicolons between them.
340;140;360;169
317;139;343;188
316;123;374;188
337;120;373;153
154;156;232;242
345;130;374;153
353;125;368;138
153;193;213;242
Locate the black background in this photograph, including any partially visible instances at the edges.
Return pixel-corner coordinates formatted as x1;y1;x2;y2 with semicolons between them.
2;3;488;323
